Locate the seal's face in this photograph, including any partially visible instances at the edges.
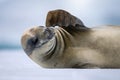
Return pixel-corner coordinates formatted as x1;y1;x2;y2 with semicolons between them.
21;26;55;60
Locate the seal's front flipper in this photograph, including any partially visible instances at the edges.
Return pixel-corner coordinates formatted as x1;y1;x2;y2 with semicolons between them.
46;9;87;31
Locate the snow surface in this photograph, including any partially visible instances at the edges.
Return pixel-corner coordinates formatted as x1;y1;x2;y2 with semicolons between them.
0;50;120;80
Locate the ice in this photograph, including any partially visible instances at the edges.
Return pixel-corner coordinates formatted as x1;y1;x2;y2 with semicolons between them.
0;50;120;80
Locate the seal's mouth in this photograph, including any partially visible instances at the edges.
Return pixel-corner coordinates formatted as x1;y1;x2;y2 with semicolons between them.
21;27;55;56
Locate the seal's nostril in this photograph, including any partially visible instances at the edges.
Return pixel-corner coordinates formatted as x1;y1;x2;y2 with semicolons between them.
32;37;39;45
27;37;38;47
24;37;39;56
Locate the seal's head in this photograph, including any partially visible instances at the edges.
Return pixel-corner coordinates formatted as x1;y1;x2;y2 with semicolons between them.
21;26;56;61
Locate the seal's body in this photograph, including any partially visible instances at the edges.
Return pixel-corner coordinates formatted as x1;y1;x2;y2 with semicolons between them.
21;10;120;68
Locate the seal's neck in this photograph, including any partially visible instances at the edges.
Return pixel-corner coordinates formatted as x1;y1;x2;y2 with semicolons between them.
53;27;74;55
41;27;73;61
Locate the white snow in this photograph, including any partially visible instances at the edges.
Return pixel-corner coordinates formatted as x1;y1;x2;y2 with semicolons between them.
0;50;120;80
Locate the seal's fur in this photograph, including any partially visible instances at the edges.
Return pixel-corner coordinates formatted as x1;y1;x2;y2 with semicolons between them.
21;10;120;68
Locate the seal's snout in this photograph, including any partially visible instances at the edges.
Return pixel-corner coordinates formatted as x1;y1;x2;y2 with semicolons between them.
21;26;55;56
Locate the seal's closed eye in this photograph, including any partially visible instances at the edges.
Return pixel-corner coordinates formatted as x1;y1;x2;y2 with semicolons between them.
44;28;55;39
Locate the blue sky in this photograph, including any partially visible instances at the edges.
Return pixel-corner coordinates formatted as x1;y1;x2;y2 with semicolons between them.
0;0;120;49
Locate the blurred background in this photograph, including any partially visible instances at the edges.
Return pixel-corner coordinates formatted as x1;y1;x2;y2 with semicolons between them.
0;0;120;80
